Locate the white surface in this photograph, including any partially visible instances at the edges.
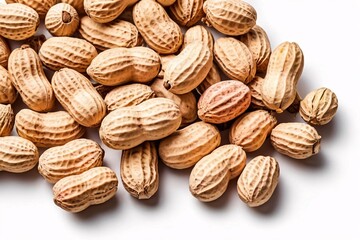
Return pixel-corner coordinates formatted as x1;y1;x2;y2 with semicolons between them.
1;0;360;239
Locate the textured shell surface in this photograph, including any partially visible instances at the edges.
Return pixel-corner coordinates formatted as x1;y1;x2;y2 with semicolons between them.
60;0;85;15
8;45;55;112
183;25;214;52
157;54;176;79
169;0;205;27
198;80;251;124
248;76;267;109
87;47;161;86
0;136;39;173
52;68;107;127
100;97;182;150
159;121;221;169
15;109;85;147
214;37;256;84
38;138;104;183
0;104;14;137
39;37;98;72
196;63;221;94
229;110;277;152
189;144;246;202
0;66;17;104
0;36;10;68
13;0;57;18
45;3;79;37
270;122;321;159
53;166;118;212
121;141;159;199
133;0;183;54
156;0;176;7
237;155;279;207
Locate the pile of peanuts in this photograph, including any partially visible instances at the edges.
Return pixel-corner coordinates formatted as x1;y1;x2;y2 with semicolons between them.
0;0;338;213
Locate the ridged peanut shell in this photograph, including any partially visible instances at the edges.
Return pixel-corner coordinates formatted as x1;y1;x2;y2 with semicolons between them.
133;0;183;54
121;141;159;199
12;0;57;18
198;80;251;124
45;3;79;37
0;37;10;68
190;144;246;202
270;122;321;159
230;110;277;152
0;66;17;104
38;139;104;184
157;54;176;79
0;104;14;137
0;3;40;40
100;98;182;150
237;155;279;207
0;136;39;173
159;121;221;169
52;68;106;127
87;47;160;86
53;166;118;213
196;63;221;95
248;76;267;109
203;0;256;36
214;37;256;84
300;87;338;125
15;109;85;147
8;45;55;112
183;25;214;53
169;0;205;27
39;37;98;72
261;42;304;113
164;43;213;94
60;0;85;15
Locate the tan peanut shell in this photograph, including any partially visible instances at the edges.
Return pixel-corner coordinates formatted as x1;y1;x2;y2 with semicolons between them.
105;83;155;111
38;139;104;184
158;54;176;79
230;110;277;152
0;37;10;68
60;0;85;15
133;0;183;54
196;63;221;94
25;34;46;53
237;155;279;207
189;144;246;202
15;109;85;147
53;166;118;213
39;37;98;72
151;78;197;126
11;0;57;18
0;104;14;137
0;66;17;104
84;0;138;23
238;25;271;74
300;87;338;125
261;42;304;113
203;0;256;36
0;136;39;173
121;141;159;199
214;37;256;84
270;122;321;159
0;3;40;40
169;0;205;27
164;43;212;94
183;25;214;53
248;76;267;109
156;0;176;7
198;80;251;124
52;68;106;127
8;45;55;112
79;16;141;51
159;121;221;169
45;3;79;37
87;47;160;86
100;98;182;150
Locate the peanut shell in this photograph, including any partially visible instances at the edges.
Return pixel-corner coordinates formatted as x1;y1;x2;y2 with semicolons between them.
45;3;79;37
0;104;14;137
196;63;221;95
0;37;10;68
0;66;17;104
169;0;205;27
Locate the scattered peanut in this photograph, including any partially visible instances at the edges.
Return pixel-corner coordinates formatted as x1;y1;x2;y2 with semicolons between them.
45;3;79;37
196;63;221;94
0;104;14;136
0;36;10;68
169;0;205;27
10;0;57;18
0;66;17;104
60;0;85;15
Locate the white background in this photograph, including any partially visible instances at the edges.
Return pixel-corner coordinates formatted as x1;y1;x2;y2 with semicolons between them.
1;0;360;239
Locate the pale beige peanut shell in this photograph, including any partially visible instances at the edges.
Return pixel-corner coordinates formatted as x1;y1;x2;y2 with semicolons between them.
182;25;214;53
198;80;251;124
0;104;14;137
0;36;10;68
39;37;98;72
190;144;246;202
151;78;197;126
8;45;55;112
214;37;256;84
230;110;277;152
164;43;212;94
53;166;118;213
79;16;141;51
60;0;85;15
248;76;267;109
15;109;85;148
10;0;57;18
45;3;79;37
237;155;279;207
38;139;104;184
133;0;183;54
100;98;182;150
105;83;155;111
121;141;159;199
299;87;338;125
159;121;221;169
0;66;17;104
196;63;221;95
0;3;40;40
0;136;39;173
156;0;176;7
52;68;106;128
157;54;176;79
270;122;321;159
169;0;205;27
203;0;256;36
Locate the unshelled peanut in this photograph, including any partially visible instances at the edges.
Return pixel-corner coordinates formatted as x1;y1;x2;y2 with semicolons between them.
45;3;79;37
0;66;17;104
0;37;10;68
0;104;14;137
10;0;57;18
169;0;205;27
